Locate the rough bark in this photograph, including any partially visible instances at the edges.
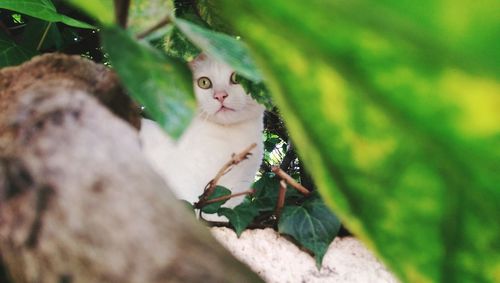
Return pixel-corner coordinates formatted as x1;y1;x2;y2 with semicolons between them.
0;54;262;283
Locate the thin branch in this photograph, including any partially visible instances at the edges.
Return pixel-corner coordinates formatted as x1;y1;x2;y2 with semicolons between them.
36;22;51;51
274;180;287;220
199;143;257;203
136;15;172;39
196;190;254;208
272;166;310;196
114;0;131;28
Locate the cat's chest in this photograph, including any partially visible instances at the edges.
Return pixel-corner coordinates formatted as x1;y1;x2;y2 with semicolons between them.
177;119;260;167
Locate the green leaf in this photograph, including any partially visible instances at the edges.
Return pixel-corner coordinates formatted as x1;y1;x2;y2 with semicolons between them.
66;0;114;25
217;0;500;282
101;26;195;139
0;0;93;28
174;18;262;82
195;0;231;33
239;77;273;110
0;34;36;67
200;186;231;214
218;202;259;236
264;137;281;153
278;195;341;267
251;173;301;212
164;27;201;61
128;0;172;35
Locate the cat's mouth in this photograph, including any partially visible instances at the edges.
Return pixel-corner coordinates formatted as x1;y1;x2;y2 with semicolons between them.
216;105;235;113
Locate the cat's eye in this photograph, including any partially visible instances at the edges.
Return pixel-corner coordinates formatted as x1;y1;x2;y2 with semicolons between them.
197;77;212;89
230;72;239;84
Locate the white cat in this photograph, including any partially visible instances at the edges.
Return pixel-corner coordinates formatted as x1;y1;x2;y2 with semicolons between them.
140;54;264;214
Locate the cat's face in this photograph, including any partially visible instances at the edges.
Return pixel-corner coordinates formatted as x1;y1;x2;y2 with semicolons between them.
190;54;264;125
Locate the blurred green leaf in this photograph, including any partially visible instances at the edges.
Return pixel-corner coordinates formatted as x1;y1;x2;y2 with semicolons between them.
66;0;114;25
201;186;231;214
278;195;341;267
194;0;230;33
128;0;172;35
239;77;273;110
218;202;259;236
174;18;262;82
0;0;93;28
0;34;36;67
164;26;201;61
101;26;195;139
218;0;500;282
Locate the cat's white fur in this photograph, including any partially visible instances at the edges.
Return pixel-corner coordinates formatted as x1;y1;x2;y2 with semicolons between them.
140;54;264;213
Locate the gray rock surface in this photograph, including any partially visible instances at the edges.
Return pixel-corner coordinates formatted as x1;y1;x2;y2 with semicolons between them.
211;227;399;283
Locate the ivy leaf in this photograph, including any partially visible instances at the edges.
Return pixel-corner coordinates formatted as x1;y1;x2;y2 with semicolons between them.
0;0;93;29
0;34;36;67
200;186;231;214
264;136;281;153
174;18;262;83
278;195;341;267
218;202;259;236
101;26;195;139
251;173;302;212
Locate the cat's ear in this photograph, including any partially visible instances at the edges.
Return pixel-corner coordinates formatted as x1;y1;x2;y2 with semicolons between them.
188;53;207;70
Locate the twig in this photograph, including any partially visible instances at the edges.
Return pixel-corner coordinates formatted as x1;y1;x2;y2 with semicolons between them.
114;0;131;28
274;180;287;220
36;22;51;51
196;190;254;208
199;143;257;204
271;166;310;196
136;15;171;39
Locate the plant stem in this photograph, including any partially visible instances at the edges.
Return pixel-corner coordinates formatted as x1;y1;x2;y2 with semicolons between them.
198;190;254;207
36;22;51;51
271;166;310;196
136;15;172;39
199;143;257;203
114;0;131;28
274;180;287;220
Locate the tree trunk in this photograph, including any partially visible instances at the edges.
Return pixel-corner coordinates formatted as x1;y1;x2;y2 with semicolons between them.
0;54;262;283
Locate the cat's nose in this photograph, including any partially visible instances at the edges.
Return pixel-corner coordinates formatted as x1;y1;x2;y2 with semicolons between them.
214;91;228;102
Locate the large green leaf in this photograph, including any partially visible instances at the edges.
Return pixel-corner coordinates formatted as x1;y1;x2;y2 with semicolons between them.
278;195;341;267
0;34;36;67
101;26;195;139
128;0;172;35
66;0;113;25
0;0;93;28
217;0;500;282
174;18;262;82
